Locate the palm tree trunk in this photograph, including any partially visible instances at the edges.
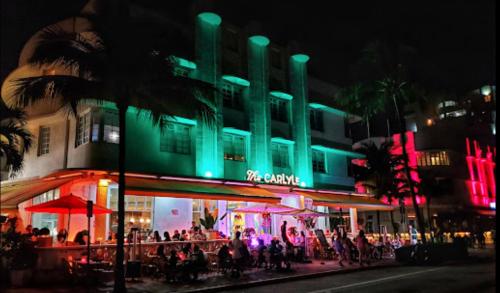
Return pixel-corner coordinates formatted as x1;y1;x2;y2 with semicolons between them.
114;105;127;292
377;210;381;233
392;93;427;244
390;210;398;234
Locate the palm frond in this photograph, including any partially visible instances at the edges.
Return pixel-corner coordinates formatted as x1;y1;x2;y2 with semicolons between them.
13;75;109;115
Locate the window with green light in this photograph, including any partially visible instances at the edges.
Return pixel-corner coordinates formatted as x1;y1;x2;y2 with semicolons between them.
310;109;324;131
272;142;290;169
312;149;327;173
221;82;243;110
270;96;289;123
223;133;246;161
160;122;192;154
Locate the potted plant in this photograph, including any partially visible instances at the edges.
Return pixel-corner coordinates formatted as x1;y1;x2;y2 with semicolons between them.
200;208;227;240
0;217;38;287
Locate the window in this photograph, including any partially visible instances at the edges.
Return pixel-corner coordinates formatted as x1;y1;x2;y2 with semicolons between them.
417;151;450;167
272;143;290;169
312;150;326;173
160;122;191;154
224;133;246;161
310;109;324;131
192;199;217;227
103;111;119;143
76;112;91;146
37;126;50;156
270;97;289;122
32;189;60;233
221;82;243;110
109;189;153;232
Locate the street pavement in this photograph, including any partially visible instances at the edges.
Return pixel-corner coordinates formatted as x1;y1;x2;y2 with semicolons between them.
220;260;496;293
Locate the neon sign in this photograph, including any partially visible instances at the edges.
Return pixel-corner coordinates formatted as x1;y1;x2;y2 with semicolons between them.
246;170;301;186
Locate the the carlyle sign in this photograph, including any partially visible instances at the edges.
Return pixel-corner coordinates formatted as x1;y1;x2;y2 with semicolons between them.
246;170;301;186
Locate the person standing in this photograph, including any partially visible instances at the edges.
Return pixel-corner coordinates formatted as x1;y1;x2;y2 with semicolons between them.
356;230;369;266
229;231;244;277
409;225;418;245
333;230;345;267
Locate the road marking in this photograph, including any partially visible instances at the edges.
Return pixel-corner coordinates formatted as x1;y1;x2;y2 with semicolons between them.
308;267;446;293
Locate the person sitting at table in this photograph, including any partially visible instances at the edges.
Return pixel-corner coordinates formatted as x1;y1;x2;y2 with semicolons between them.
165;249;179;283
373;236;384;260
189;245;207;280
55;229;68;246
74;230;88;245
192;227;207;241
268;239;285;270
152;230;162;242
217;244;232;273
172;230;181;241
181;229;189;241
256;239;268;269
178;243;191;262
163;231;171;242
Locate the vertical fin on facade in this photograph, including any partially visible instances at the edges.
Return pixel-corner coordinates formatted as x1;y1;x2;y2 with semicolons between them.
290;54;313;187
195;12;224;178
248;35;273;175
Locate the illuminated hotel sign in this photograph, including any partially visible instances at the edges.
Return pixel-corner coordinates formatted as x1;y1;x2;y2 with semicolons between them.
246;170;301;186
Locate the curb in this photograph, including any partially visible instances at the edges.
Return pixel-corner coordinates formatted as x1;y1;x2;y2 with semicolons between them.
182;262;401;293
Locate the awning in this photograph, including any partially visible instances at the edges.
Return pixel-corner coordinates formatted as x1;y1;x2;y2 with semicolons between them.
111;176;280;203
1;177;75;209
296;190;394;211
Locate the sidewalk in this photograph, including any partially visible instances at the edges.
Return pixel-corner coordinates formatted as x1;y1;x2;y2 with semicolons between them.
4;258;398;293
126;259;398;293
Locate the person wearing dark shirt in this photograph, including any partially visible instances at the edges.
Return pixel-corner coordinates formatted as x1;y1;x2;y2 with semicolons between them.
164;231;171;241
172;230;181;241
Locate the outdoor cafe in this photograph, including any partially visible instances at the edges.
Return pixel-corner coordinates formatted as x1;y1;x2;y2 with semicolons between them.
0;169;393;285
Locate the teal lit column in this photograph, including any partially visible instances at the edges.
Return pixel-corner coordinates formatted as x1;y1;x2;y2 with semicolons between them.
194;12;224;178
247;36;272;175
290;54;313;187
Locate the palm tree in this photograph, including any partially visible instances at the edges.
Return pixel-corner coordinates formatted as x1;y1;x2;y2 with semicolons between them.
0;102;33;178
418;169;445;242
341;40;428;244
7;3;216;291
352;140;406;234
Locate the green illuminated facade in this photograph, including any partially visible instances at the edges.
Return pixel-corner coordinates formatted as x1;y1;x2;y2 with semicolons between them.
5;12;359;192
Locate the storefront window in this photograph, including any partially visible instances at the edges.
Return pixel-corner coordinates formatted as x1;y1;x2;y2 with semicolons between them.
108;189;153;233
31;189;60;234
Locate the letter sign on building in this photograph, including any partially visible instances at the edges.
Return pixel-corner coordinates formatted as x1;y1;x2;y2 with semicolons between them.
246;170;300;186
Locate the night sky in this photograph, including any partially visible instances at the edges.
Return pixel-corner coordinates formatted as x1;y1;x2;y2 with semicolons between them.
1;0;495;94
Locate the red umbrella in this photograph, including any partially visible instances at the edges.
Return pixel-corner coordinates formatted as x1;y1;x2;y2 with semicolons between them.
25;193;112;239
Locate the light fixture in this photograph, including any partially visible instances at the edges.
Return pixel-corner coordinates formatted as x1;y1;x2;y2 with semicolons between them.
204;171;213;178
481;85;491;96
146;218;151;223
139;218;144;223
300;182;306;187
426;119;433;126
130;217;135;223
109;132;119;142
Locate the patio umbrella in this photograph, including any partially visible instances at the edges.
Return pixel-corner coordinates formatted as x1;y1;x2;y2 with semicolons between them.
232;203;298;214
25;193;112;239
276;208;329;217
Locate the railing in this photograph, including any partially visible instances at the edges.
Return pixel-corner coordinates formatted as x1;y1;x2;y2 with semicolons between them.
35;239;230;271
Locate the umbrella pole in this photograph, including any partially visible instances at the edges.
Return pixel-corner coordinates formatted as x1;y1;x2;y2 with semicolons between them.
66;209;71;246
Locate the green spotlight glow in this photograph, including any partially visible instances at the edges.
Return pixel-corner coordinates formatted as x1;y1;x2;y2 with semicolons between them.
222;75;250;87
174;57;197;70
311;145;365;158
198;12;222;26
223;127;251;136
309;103;347;117
204;171;213;178
249;35;270;47
291;54;310;63
271;137;295;145
270;91;293;100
